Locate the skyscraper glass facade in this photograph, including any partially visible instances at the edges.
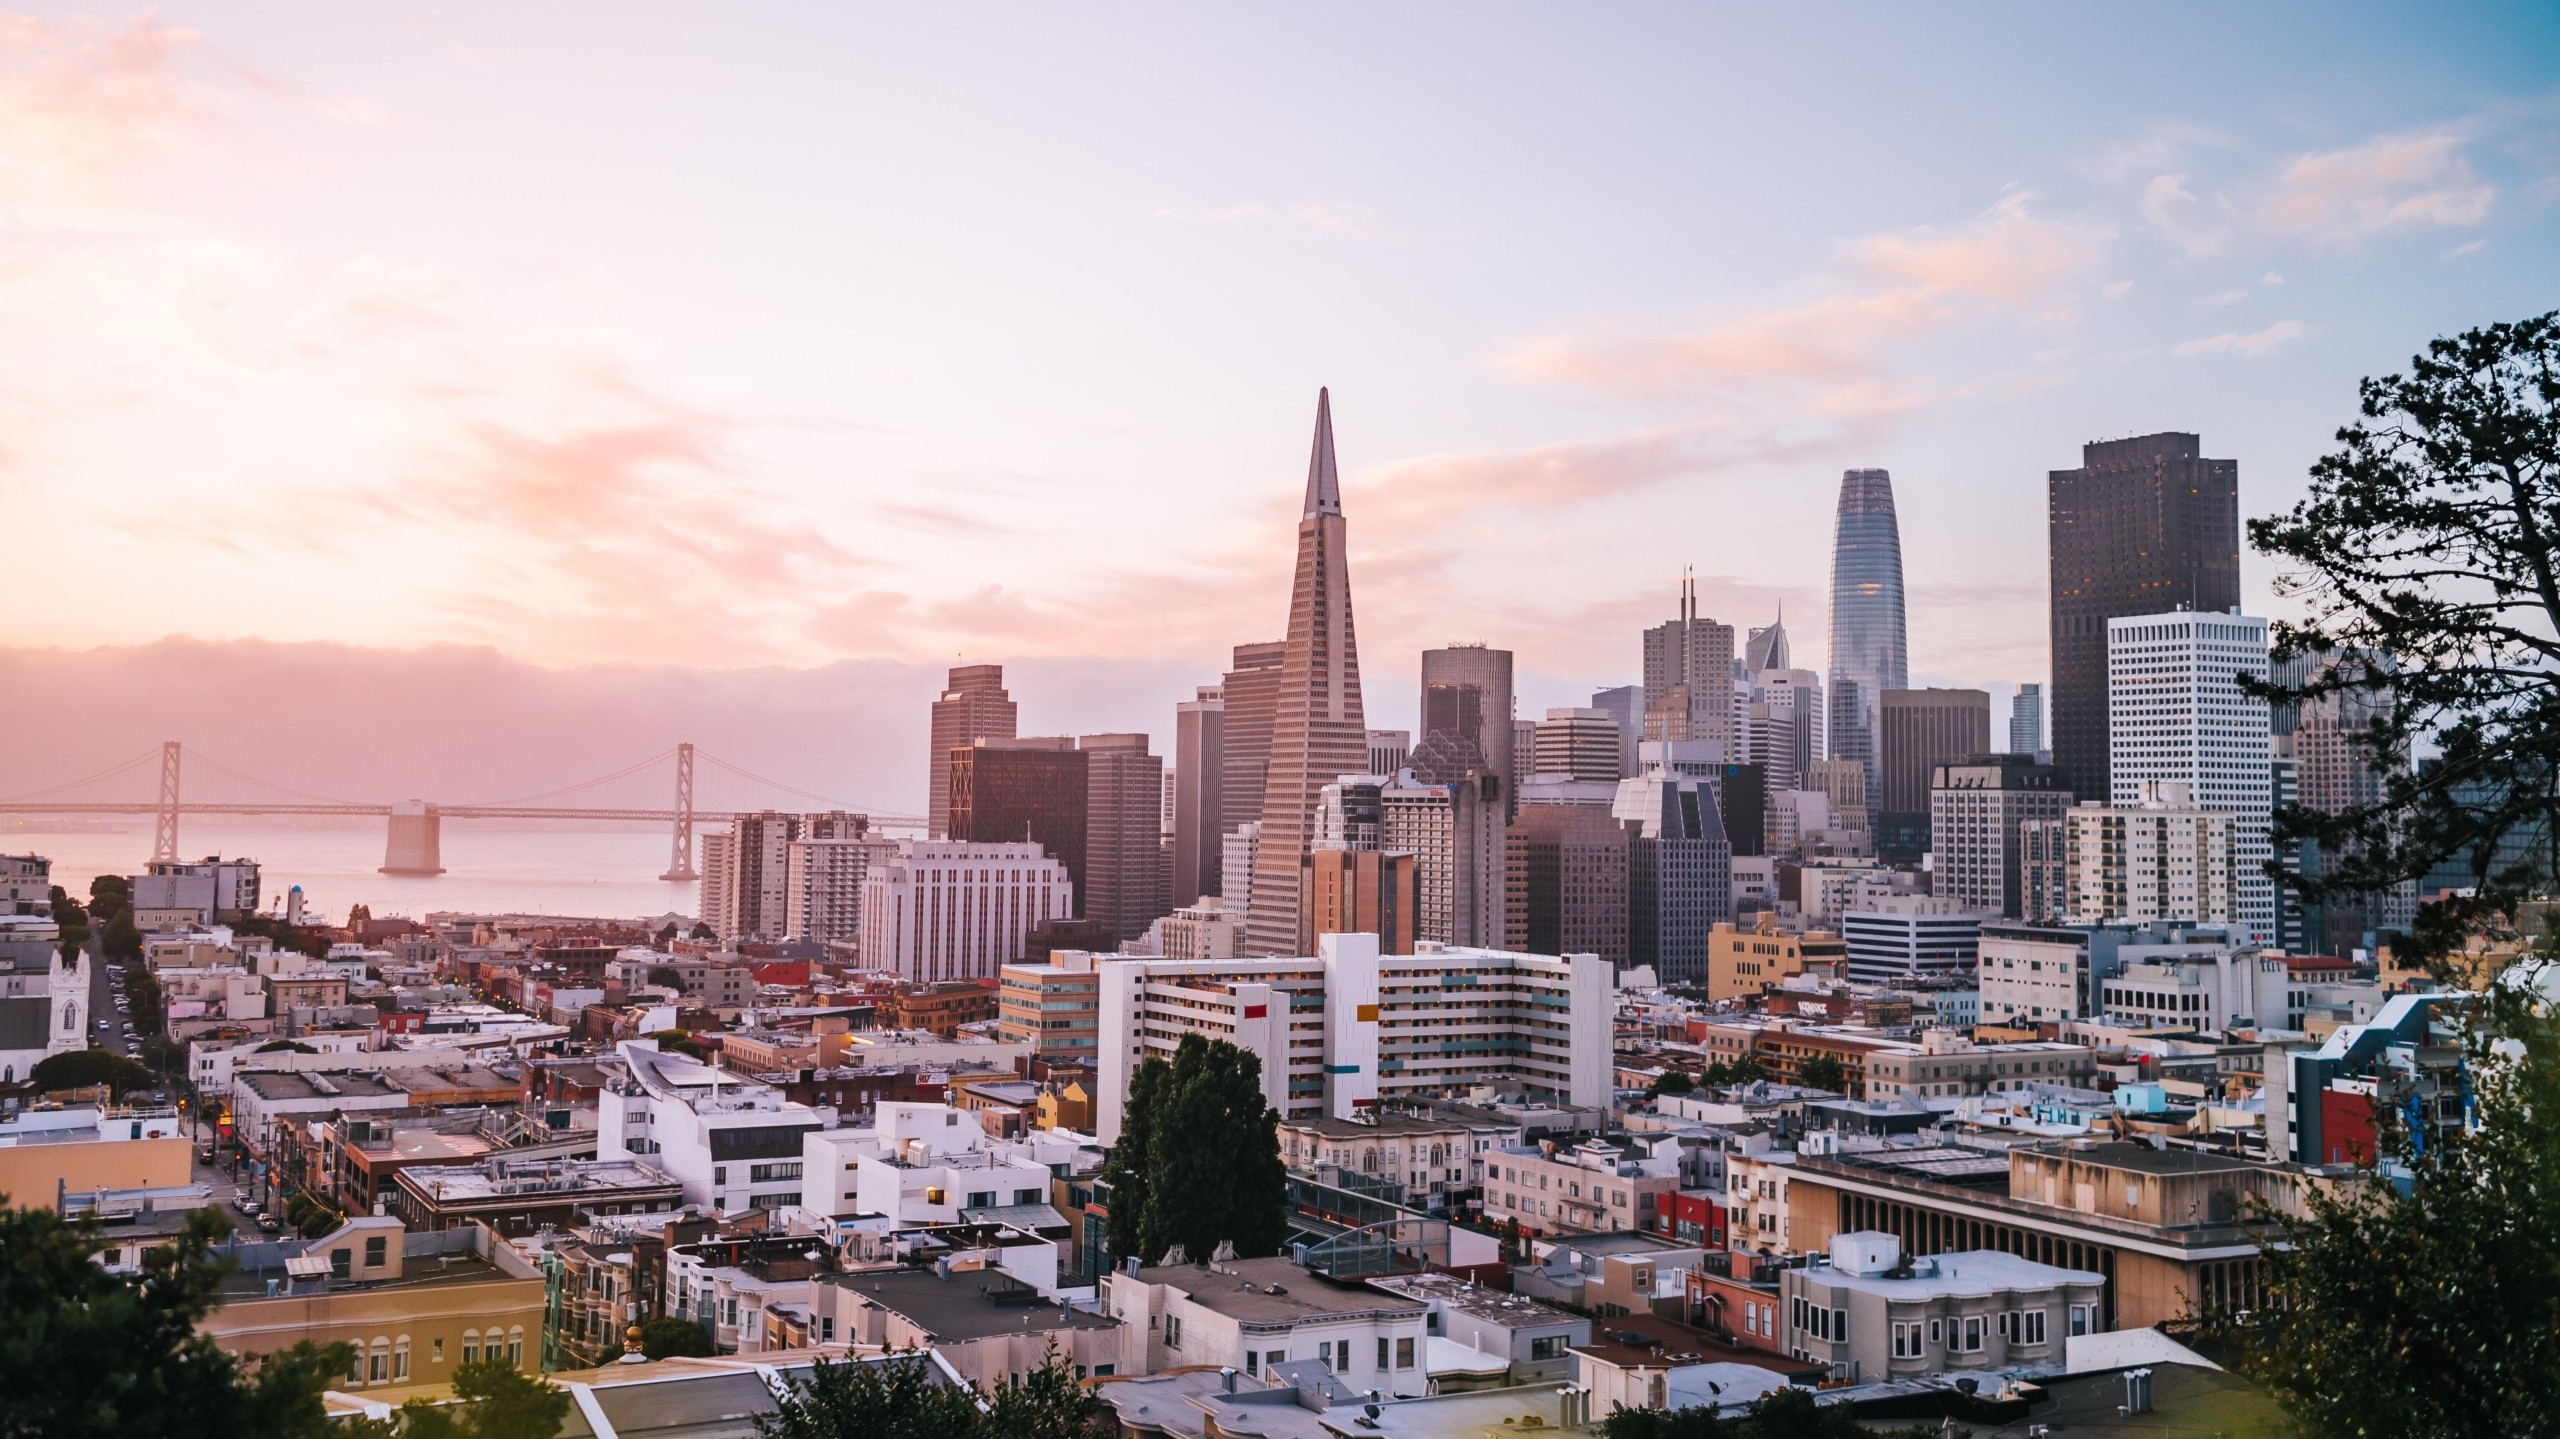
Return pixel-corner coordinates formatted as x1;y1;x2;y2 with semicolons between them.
1827;468;1908;807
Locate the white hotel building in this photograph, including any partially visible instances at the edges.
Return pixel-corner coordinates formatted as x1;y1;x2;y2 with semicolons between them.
1095;932;1613;1145
2108;611;2274;942
858;840;1073;983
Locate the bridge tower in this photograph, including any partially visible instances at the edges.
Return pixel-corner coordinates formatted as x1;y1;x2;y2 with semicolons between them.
380;800;447;876
151;741;182;864
660;742;699;882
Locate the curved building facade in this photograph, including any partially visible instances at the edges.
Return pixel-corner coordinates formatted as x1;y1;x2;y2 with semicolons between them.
1826;468;1908;816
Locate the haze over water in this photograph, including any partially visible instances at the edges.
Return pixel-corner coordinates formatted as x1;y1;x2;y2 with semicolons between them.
8;818;702;925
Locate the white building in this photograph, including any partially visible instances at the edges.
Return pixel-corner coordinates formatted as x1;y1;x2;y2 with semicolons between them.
2033;785;2238;929
1840;898;1982;984
1978;923;2095;1026
2109;612;2274;942
1095;933;1615;1145
1101;1254;1430;1393
1382;771;1507;950
798;1102;1059;1227
596;1041;829;1215
0;854;49;915
858;840;1073;984
0;916;87;1084
2099;936;2292;1033
1781;1231;2104;1379
782;835;896;947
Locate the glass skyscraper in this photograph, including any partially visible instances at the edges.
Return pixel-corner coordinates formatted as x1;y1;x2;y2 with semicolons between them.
1827;468;1908;812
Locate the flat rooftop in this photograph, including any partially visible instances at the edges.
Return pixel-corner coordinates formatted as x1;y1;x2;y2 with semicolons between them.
1283;1114;1473;1138
236;1071;408;1102
1827;1145;2017;1186
402;1160;683;1204
828;1267;1119;1341
1804;1246;2102;1300
1133;1255;1426;1325
2024;1140;2261;1176
1369;1272;1582;1327
216;1249;512;1301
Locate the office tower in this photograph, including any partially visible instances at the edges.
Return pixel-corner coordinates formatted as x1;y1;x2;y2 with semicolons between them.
1590;685;1642;777
2035;783;2239;927
1221;822;1262;918
1745;607;1791;673
1613;767;1734;983
1172;688;1225;907
1878;688;1992;859
1744;667;1823;792
1366;730;1410;775
2109;611;2274;940
1642;572;1736;754
1221;640;1287;834
1248;390;1371;955
1510;719;1538;813
1306;849;1417;954
1415;644;1514;786
1828;469;1909;814
1534;707;1624;783
1928;754;2071;918
2010;683;2044;758
928;665;1016;838
2049;434;2241;803
1713;763;1767;860
1314;775;1387;851
1504;802;1630;966
1382;771;1506;949
948;738;1088;913
698;810;802;940
2270;746;2314;952
1080;733;1169;945
1807;758;1870;836
782;830;895;947
859;840;1073;983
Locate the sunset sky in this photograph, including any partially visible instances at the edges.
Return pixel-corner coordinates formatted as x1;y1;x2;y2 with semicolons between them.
6;4;2559;805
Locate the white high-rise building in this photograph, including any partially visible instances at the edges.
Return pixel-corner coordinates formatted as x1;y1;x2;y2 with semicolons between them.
2108;612;2273;941
782;835;897;948
858;840;1073;983
1381;771;1506;949
1094;931;1614;1144
2027;784;2238;929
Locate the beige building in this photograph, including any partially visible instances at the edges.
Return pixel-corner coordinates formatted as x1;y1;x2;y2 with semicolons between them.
997;951;1102;1062
1706;917;1847;1002
1859;1033;2097;1102
199;1216;546;1396
821;1266;1122;1390
2026;784;2237;929
1278;1114;1477;1209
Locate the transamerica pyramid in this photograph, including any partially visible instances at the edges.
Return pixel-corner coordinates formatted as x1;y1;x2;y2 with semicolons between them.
1244;388;1369;955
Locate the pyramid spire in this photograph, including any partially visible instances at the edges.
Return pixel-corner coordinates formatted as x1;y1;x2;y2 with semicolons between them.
1303;387;1341;520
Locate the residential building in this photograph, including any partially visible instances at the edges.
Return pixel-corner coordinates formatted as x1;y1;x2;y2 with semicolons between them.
1858;1033;2097;1101
1978;922;2114;1026
605;952;757;1008
928;664;1017;839
1080;732;1170;945
2110;610;2276;941
1094;933;1616;1143
2034;785;2239;929
1807;758;1871;838
891;979;998;1036
230;1070;414;1151
1172;688;1225;907
1929;754;2071;918
1505;802;1630;967
595;1042;827;1215
143;854;261;921
1828;469;1909;816
1615;768;1734;985
1780;1231;2104;1379
1480;1135;1682;1237
1368;1272;1591;1383
1877;688;1990;860
1534;707;1625;784
699;812;808;942
0;1100;188;1200
823;1267;1123;1390
198;1218;546;1392
1841;900;1981;985
1278;1114;1479;1210
1706;917;1847;1002
2049;433;2242;807
1642;573;1736;755
1102;1255;1430;1393
1159;898;1243;961
666;1232;837;1354
948;738;1087;912
1249;391;1371;957
0;853;48;915
393;1158;684;1235
781;831;893;948
1382;769;1507;949
797;1103;1058;1225
858;840;1074;984
1306;848;1418;955
2099;939;2291;1032
997;951;1102;1061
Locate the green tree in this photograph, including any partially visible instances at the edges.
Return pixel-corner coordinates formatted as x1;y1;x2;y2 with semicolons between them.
647;1028;709;1061
637;1315;717;1359
1725;1054;1765;1085
655;922;679;947
1648;1069;1695;1098
2228;313;2560;1436
1110;1033;1288;1265
1097;1051;1164;1262
755;1352;986;1439
382;1359;572;1439
29;1049;155;1095
254;1039;319;1054
980;1349;1114;1439
646;966;686;991
689;921;716;941
1795;1054;1846;1094
101;909;142;963
0;1202;347;1439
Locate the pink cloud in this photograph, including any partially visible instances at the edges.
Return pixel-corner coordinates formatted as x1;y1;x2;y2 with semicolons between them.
2258;130;2492;245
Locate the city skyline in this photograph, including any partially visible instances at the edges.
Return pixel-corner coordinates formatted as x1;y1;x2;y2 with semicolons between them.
4;6;2556;765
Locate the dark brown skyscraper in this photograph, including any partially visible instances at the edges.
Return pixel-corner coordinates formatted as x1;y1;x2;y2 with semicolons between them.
1247;389;1369;955
1080;732;1169;945
947;738;1086;912
1505;802;1629;966
1878;688;1991;859
928;664;1016;838
1171;688;1224;907
2048;433;2240;803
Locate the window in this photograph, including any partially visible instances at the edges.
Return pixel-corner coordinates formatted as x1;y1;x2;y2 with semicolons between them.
462;1331;479;1365
330;1248;352;1281
1530;1336;1562;1361
713;1166;727;1186
1961;1316;1983;1352
508;1328;523;1367
1377;1337;1389;1371
2071;1303;2097;1337
1165;1315;1182;1349
393;1337;410;1381
1336;1340;1352;1372
1892;1322;1921;1359
347;1347;364;1385
2021;1309;2047;1345
1397;1338;1415;1370
1929;1319;1942;1345
967;1191;997;1208
432;1338;445;1364
1833;1308;1847;1342
1244;1352;1259;1378
365;1236;387;1269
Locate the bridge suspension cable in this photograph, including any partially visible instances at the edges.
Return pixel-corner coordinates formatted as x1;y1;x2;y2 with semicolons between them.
456;748;680;809
696;751;877;813
0;747;161;805
185;749;374;808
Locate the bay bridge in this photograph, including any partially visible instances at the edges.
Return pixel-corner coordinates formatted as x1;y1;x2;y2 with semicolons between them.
0;742;923;881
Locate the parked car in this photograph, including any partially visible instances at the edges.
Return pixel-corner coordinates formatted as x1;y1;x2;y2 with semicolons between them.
257;1215;281;1233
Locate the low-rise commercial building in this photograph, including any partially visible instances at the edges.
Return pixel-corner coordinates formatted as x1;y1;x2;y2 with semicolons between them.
1101;1255;1430;1394
1780;1231;2104;1380
393;1157;684;1235
823;1266;1124;1390
1706;917;1847;1002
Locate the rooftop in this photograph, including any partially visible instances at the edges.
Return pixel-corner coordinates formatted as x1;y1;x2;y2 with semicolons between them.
1368;1272;1582;1328
401;1158;684;1205
1802;1245;2103;1300
1281;1114;1473;1139
828;1267;1118;1341
2025;1140;2261;1177
236;1071;408;1102
1131;1255;1426;1325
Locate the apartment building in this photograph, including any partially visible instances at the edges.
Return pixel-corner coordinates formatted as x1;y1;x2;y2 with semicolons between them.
797;1102;1059;1224
1781;1231;2104;1380
595;1041;827;1215
1858;1032;2098;1102
392;1157;684;1234
2029;785;2239;929
1101;1255;1430;1394
2101;939;2292;1032
1480;1136;1681;1237
1278;1114;1478;1210
997;950;1102;1061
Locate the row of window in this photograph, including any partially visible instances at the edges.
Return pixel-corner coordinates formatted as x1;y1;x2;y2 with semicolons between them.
339;1326;522;1388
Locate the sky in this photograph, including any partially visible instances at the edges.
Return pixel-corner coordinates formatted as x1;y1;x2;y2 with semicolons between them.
3;4;2557;810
